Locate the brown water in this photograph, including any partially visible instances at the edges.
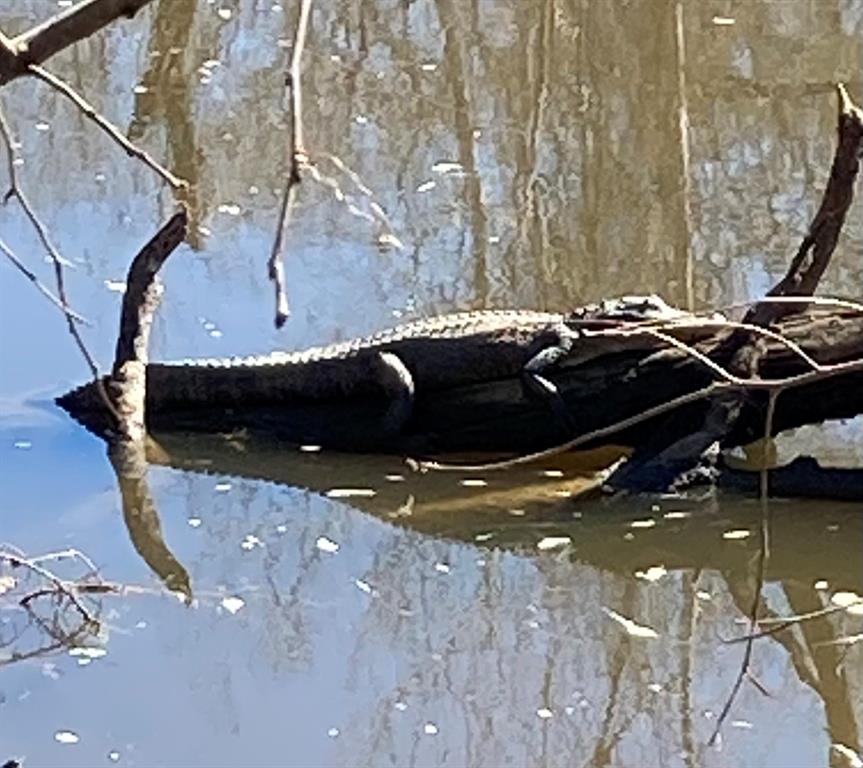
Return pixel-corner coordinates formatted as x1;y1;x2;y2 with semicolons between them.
1;1;862;766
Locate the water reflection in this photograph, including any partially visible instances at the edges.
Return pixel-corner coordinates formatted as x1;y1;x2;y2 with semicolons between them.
1;0;862;765
126;432;860;766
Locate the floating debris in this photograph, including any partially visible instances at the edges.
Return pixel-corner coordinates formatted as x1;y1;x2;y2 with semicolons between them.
831;591;863;615
647;683;663;693
327;728;339;738
384;474;405;482
12;440;31;450
220;596;245;614
474;532;494;543
432;160;463;174
712;15;736;26
695;590;712;601
108;751;121;763
423;723;438;735
215;482;232;492
299;444;322;453
601;607;659;638
0;575;16;594
731;720;753;729
420;63;437;72
831;744;863;768
35;121;50;132
416;180;436;193
217;8;232;20
536;708;553;719
240;534;263;551
54;730;80;744
354;579;373;594
326;488;376;499
68;647;107;660
434;562;451;574
316;536;340;554
722;529;751;540
814;580;829;590
394;701;408;712
663;511;690;520
188;517;202;528
460;478;487;488
635;565;667;582
377;233;404;250
629;519;656;529
542;469;564;478
536;536;571;551
216;203;241;216
103;279;127;293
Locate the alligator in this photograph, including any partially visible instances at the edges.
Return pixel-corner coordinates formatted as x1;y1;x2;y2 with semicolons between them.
58;296;690;446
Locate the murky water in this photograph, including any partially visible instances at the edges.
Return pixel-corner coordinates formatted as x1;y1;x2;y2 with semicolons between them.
1;1;862;766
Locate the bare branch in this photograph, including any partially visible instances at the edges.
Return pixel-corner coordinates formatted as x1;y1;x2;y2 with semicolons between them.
0;102;119;419
111;210;188;442
0;236;85;322
268;0;313;328
27;64;186;189
421;352;863;472
0;549;99;628
0;0;156;85
745;83;863;326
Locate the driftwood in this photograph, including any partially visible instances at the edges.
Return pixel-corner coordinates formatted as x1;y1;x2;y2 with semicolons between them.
600;85;863;492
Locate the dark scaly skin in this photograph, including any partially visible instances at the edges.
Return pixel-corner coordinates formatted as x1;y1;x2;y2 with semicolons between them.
57;296;684;434
146;310;570;409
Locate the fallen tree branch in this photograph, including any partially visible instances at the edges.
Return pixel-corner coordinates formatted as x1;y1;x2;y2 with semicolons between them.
268;0;313;328
601;84;863;491
110;209;187;442
745;84;863;327
0;0;155;85
420;350;863;472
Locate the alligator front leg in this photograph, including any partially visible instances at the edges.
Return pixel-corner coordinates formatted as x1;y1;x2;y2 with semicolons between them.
374;351;416;435
521;325;580;435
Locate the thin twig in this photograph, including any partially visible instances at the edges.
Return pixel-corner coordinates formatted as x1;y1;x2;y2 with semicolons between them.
421;354;863;472
714;295;863;316
268;0;313;328
0;104;119;419
723;603;859;644
708;493;771;745
0;236;85;321
27;64;187;190
0;550;98;628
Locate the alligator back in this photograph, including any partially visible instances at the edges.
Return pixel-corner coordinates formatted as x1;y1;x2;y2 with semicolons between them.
143;310;566;410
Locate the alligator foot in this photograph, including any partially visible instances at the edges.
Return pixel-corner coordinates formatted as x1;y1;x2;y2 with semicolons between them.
521;325;579;436
375;351;416;435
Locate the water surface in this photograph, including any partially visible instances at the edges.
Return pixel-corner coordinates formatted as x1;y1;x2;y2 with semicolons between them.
1;1;861;766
